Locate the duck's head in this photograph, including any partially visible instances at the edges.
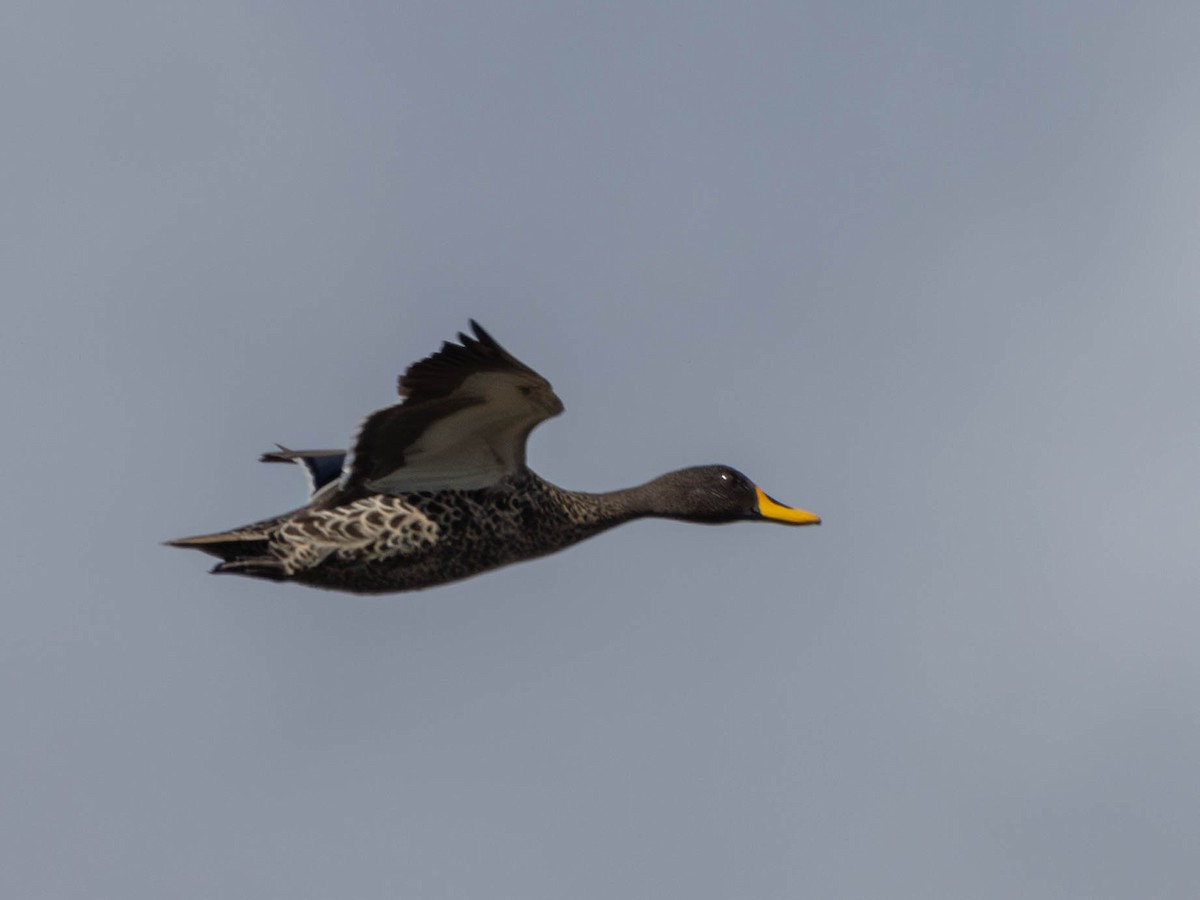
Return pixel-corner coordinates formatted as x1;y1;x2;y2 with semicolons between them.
646;465;821;526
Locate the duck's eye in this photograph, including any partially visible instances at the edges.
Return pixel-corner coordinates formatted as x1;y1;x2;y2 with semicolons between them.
518;385;534;397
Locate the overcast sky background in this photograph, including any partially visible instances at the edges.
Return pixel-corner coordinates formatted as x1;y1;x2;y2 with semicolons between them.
4;2;1199;897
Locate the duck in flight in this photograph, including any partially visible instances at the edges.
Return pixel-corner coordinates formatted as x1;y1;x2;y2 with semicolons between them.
167;321;820;593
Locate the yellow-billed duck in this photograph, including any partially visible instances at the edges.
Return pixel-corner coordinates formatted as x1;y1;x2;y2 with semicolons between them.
167;321;820;593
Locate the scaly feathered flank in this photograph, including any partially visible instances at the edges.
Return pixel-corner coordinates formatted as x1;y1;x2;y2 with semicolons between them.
167;321;819;593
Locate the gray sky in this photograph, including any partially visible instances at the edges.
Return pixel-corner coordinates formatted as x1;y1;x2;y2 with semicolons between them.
4;1;1200;897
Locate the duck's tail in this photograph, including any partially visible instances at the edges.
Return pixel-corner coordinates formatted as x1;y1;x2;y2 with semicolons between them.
164;523;287;581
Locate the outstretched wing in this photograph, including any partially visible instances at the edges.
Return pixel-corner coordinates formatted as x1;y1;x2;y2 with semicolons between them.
260;446;347;498
340;320;564;494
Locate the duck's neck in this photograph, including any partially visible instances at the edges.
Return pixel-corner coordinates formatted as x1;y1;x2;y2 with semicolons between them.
535;473;684;528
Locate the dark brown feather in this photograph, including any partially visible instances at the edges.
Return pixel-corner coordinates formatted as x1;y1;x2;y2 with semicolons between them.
397;320;544;404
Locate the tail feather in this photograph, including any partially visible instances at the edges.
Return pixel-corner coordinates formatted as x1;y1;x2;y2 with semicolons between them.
164;527;272;563
211;557;288;581
167;505;304;584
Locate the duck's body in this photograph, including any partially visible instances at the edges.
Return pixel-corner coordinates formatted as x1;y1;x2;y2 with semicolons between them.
168;322;819;594
177;471;621;593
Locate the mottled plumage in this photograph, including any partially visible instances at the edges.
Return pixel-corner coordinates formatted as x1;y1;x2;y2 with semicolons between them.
168;321;820;593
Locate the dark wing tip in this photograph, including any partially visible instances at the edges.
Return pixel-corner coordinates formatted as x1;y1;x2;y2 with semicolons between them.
469;319;498;346
397;320;536;403
259;443;293;464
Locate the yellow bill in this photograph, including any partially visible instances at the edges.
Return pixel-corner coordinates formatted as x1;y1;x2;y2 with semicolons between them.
754;486;821;526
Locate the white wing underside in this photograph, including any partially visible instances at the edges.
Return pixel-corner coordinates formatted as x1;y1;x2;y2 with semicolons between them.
365;411;533;492
355;371;553;494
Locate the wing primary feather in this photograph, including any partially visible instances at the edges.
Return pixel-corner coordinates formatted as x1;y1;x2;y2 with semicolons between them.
469;320;501;349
